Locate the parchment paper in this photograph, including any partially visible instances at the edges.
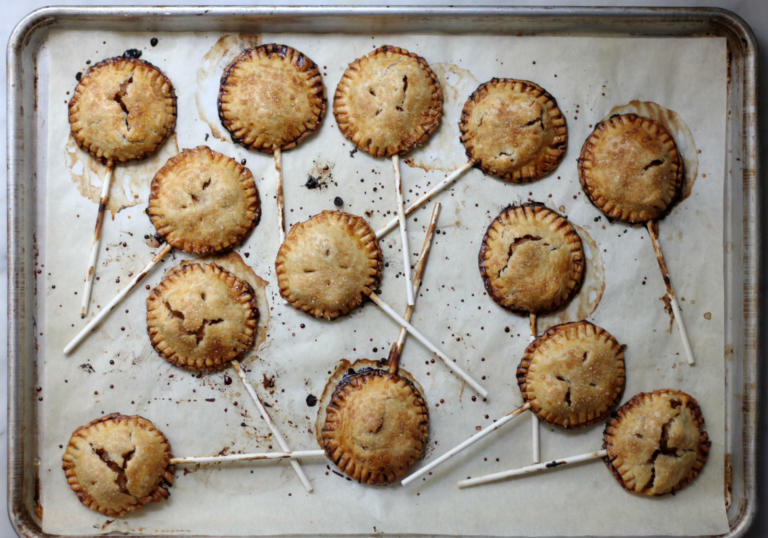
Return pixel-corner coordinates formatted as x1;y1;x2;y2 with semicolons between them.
38;30;728;536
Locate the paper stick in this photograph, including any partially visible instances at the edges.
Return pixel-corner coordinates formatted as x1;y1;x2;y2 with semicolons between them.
231;360;313;492
401;403;530;486
457;449;608;489
80;164;114;318
64;243;173;354
274;148;285;244
646;221;695;365
170;449;326;466
376;160;474;239
387;202;441;373
369;292;487;398
391;155;415;306
529;313;540;464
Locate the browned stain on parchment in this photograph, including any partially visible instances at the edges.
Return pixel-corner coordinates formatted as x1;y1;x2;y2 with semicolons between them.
196;34;261;141
608;101;699;201
66;133;179;216
404;63;478;173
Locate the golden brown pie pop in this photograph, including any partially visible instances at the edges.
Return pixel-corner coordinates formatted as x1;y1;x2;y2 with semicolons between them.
578;113;683;223
479;203;585;315
62;414;174;517
460;78;567;183
146;262;258;371
148;146;260;255
517;321;625;428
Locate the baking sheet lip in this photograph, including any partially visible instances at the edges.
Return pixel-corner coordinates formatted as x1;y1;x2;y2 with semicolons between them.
4;6;758;538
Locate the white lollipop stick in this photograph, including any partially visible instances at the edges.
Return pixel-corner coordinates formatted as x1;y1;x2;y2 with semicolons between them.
232;360;313;492
401;403;530;486
529;313;540;464
274;148;286;244
391;155;415;306
80;164;114;318
64;243;173;354
368;292;487;398
376;160;474;239
458;449;608;489
170;449;325;466
646;221;695;365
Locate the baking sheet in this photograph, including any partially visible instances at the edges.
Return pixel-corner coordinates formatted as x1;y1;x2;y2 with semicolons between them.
37;30;728;536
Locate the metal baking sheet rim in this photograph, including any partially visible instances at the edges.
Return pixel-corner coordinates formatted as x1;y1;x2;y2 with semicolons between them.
5;6;759;538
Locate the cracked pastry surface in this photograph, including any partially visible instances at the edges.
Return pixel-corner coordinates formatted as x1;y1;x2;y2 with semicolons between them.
460;78;567;183
479;203;585;314
218;44;326;153
578;113;683;223
69;56;176;163
148;146;260;255
603;390;710;496
318;363;429;485
146;262;258;371
61;413;173;517
276;211;382;319
334;45;443;157
517;321;625;428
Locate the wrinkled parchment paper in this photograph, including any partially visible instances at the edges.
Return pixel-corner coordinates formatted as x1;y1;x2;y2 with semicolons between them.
38;30;728;536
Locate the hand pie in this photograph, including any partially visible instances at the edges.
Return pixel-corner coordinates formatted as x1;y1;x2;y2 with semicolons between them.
69;56;176;164
61;414;173;517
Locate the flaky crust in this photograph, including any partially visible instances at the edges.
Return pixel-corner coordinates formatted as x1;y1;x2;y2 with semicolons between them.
517;321;625;428
320;368;429;485
479;203;585;314
146;262;258;371
333;45;443;157
148;146;260;255
603;390;710;496
69;57;176;163
578;113;683;223
218;44;326;153
459;79;567;183
61;414;174;517
276;211;382;319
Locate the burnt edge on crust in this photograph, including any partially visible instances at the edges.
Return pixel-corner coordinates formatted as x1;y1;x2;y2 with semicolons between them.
217;43;327;153
333;45;444;158
459;78;567;183
577;113;684;224
146;262;258;372
477;202;585;315
319;367;429;485
516;320;626;428
61;413;175;517
68;56;177;164
602;390;710;496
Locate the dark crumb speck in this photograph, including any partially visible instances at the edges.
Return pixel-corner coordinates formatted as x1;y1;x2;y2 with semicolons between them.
123;49;142;59
223;375;232;385
333;196;343;207
150;37;158;47
75;72;82;81
306;394;318;407
305;176;319;189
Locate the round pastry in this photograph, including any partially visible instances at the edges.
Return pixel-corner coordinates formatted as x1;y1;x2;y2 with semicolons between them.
218;44;326;153
459;78;567;183
517;321;625;428
317;361;429;485
276;211;382;320
479;203;585;314
334;45;443;157
148;146;260;255
146;262;258;371
578;113;683;223
69;56;177;164
61;413;174;517
603;390;710;496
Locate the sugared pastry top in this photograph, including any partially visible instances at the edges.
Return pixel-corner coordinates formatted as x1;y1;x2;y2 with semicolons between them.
146;262;258;371
460;78;567;183
148;146;260;255
61;414;174;517
334;45;443;158
276;211;382;320
479;203;585;314
578;113;683;223
69;56;177;163
218;44;326;153
603;389;710;496
517;321;626;428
